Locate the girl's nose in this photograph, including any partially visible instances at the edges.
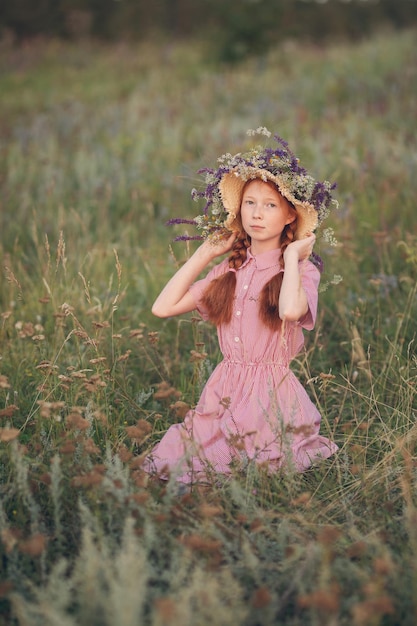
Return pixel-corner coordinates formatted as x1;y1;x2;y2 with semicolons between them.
252;203;262;218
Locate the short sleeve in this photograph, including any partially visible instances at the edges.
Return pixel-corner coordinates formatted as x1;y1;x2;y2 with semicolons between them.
298;260;320;330
188;259;229;321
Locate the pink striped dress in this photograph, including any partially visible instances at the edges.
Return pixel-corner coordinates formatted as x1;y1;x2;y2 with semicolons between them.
145;247;338;483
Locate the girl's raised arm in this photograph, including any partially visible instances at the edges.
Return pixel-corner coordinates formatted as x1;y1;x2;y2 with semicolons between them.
152;233;236;318
279;233;316;322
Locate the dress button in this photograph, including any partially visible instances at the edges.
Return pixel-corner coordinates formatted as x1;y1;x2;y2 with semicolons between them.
243;285;248;290
234;336;240;342
236;311;241;316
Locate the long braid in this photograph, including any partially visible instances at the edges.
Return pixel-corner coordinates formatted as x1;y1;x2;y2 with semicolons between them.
200;232;249;325
258;216;297;331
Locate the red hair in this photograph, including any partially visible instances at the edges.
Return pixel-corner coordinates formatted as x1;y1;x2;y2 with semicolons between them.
201;182;297;331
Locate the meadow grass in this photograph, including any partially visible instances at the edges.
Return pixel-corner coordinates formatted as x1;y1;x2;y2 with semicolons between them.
0;29;416;625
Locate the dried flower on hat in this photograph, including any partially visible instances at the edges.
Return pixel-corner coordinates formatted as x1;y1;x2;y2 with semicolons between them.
168;127;338;244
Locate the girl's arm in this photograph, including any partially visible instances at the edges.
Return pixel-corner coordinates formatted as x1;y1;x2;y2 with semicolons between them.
152;233;237;318
279;233;316;322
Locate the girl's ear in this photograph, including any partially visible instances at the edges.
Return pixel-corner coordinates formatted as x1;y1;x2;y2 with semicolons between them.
281;195;297;225
285;206;297;226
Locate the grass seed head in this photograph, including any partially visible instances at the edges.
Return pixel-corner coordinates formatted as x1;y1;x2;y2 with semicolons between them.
0;427;20;442
181;533;222;554
298;585;340;613
66;412;90;430
18;533;47;557
251;586;272;609
352;597;394;624
0;404;19;418
0;375;11;389
154;597;177;622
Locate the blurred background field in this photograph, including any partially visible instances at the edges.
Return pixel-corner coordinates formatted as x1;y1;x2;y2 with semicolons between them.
0;1;417;624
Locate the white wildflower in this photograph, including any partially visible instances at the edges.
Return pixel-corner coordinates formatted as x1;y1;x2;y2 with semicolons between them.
322;227;338;247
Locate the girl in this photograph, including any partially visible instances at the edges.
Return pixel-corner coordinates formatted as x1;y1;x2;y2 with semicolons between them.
144;129;338;484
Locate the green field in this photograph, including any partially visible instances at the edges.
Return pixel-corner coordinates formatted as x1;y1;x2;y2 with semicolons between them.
0;29;417;625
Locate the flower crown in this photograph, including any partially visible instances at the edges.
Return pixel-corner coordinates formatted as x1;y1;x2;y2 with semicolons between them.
168;127;338;244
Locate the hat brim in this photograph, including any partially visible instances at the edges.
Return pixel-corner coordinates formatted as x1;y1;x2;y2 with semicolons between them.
219;169;318;240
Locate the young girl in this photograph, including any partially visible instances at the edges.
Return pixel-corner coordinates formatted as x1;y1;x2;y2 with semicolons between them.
144;129;338;484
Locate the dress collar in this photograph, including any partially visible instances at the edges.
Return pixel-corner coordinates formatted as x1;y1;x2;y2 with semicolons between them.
241;247;283;270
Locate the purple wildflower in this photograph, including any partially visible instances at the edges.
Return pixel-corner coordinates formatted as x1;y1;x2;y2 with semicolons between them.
173;234;204;242
310;252;324;274
166;218;197;226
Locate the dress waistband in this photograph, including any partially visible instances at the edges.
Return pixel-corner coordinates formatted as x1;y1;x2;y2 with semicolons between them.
223;358;288;368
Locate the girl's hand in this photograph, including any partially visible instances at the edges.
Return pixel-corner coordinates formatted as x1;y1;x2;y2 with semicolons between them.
200;231;237;261
283;233;316;263
152;231;237;318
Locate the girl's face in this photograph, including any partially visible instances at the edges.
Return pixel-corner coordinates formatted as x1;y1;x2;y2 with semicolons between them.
240;179;296;253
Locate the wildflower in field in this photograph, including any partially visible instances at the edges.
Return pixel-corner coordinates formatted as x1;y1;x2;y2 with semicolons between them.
170;400;191;418
59;440;76;455
0;427;20;442
298;584;340;613
180;533;222;553
66;410;90;430
84;375;107;393
117;349;131;362
198;503;223;518
154;598;177;622
147;331;159;345
1;528;19;553
125;419;152;443
89;356;107;364
71;467;104;488
18;533;47;557
0;375;11;389
189;349;207;362
153;381;181;400
83;438;100;455
251;586;272;609
15;321;44;338
0;404;19;418
129;326;145;339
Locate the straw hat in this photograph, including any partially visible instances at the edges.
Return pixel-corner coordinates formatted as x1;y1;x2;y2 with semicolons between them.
219;168;319;240
168;128;337;244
